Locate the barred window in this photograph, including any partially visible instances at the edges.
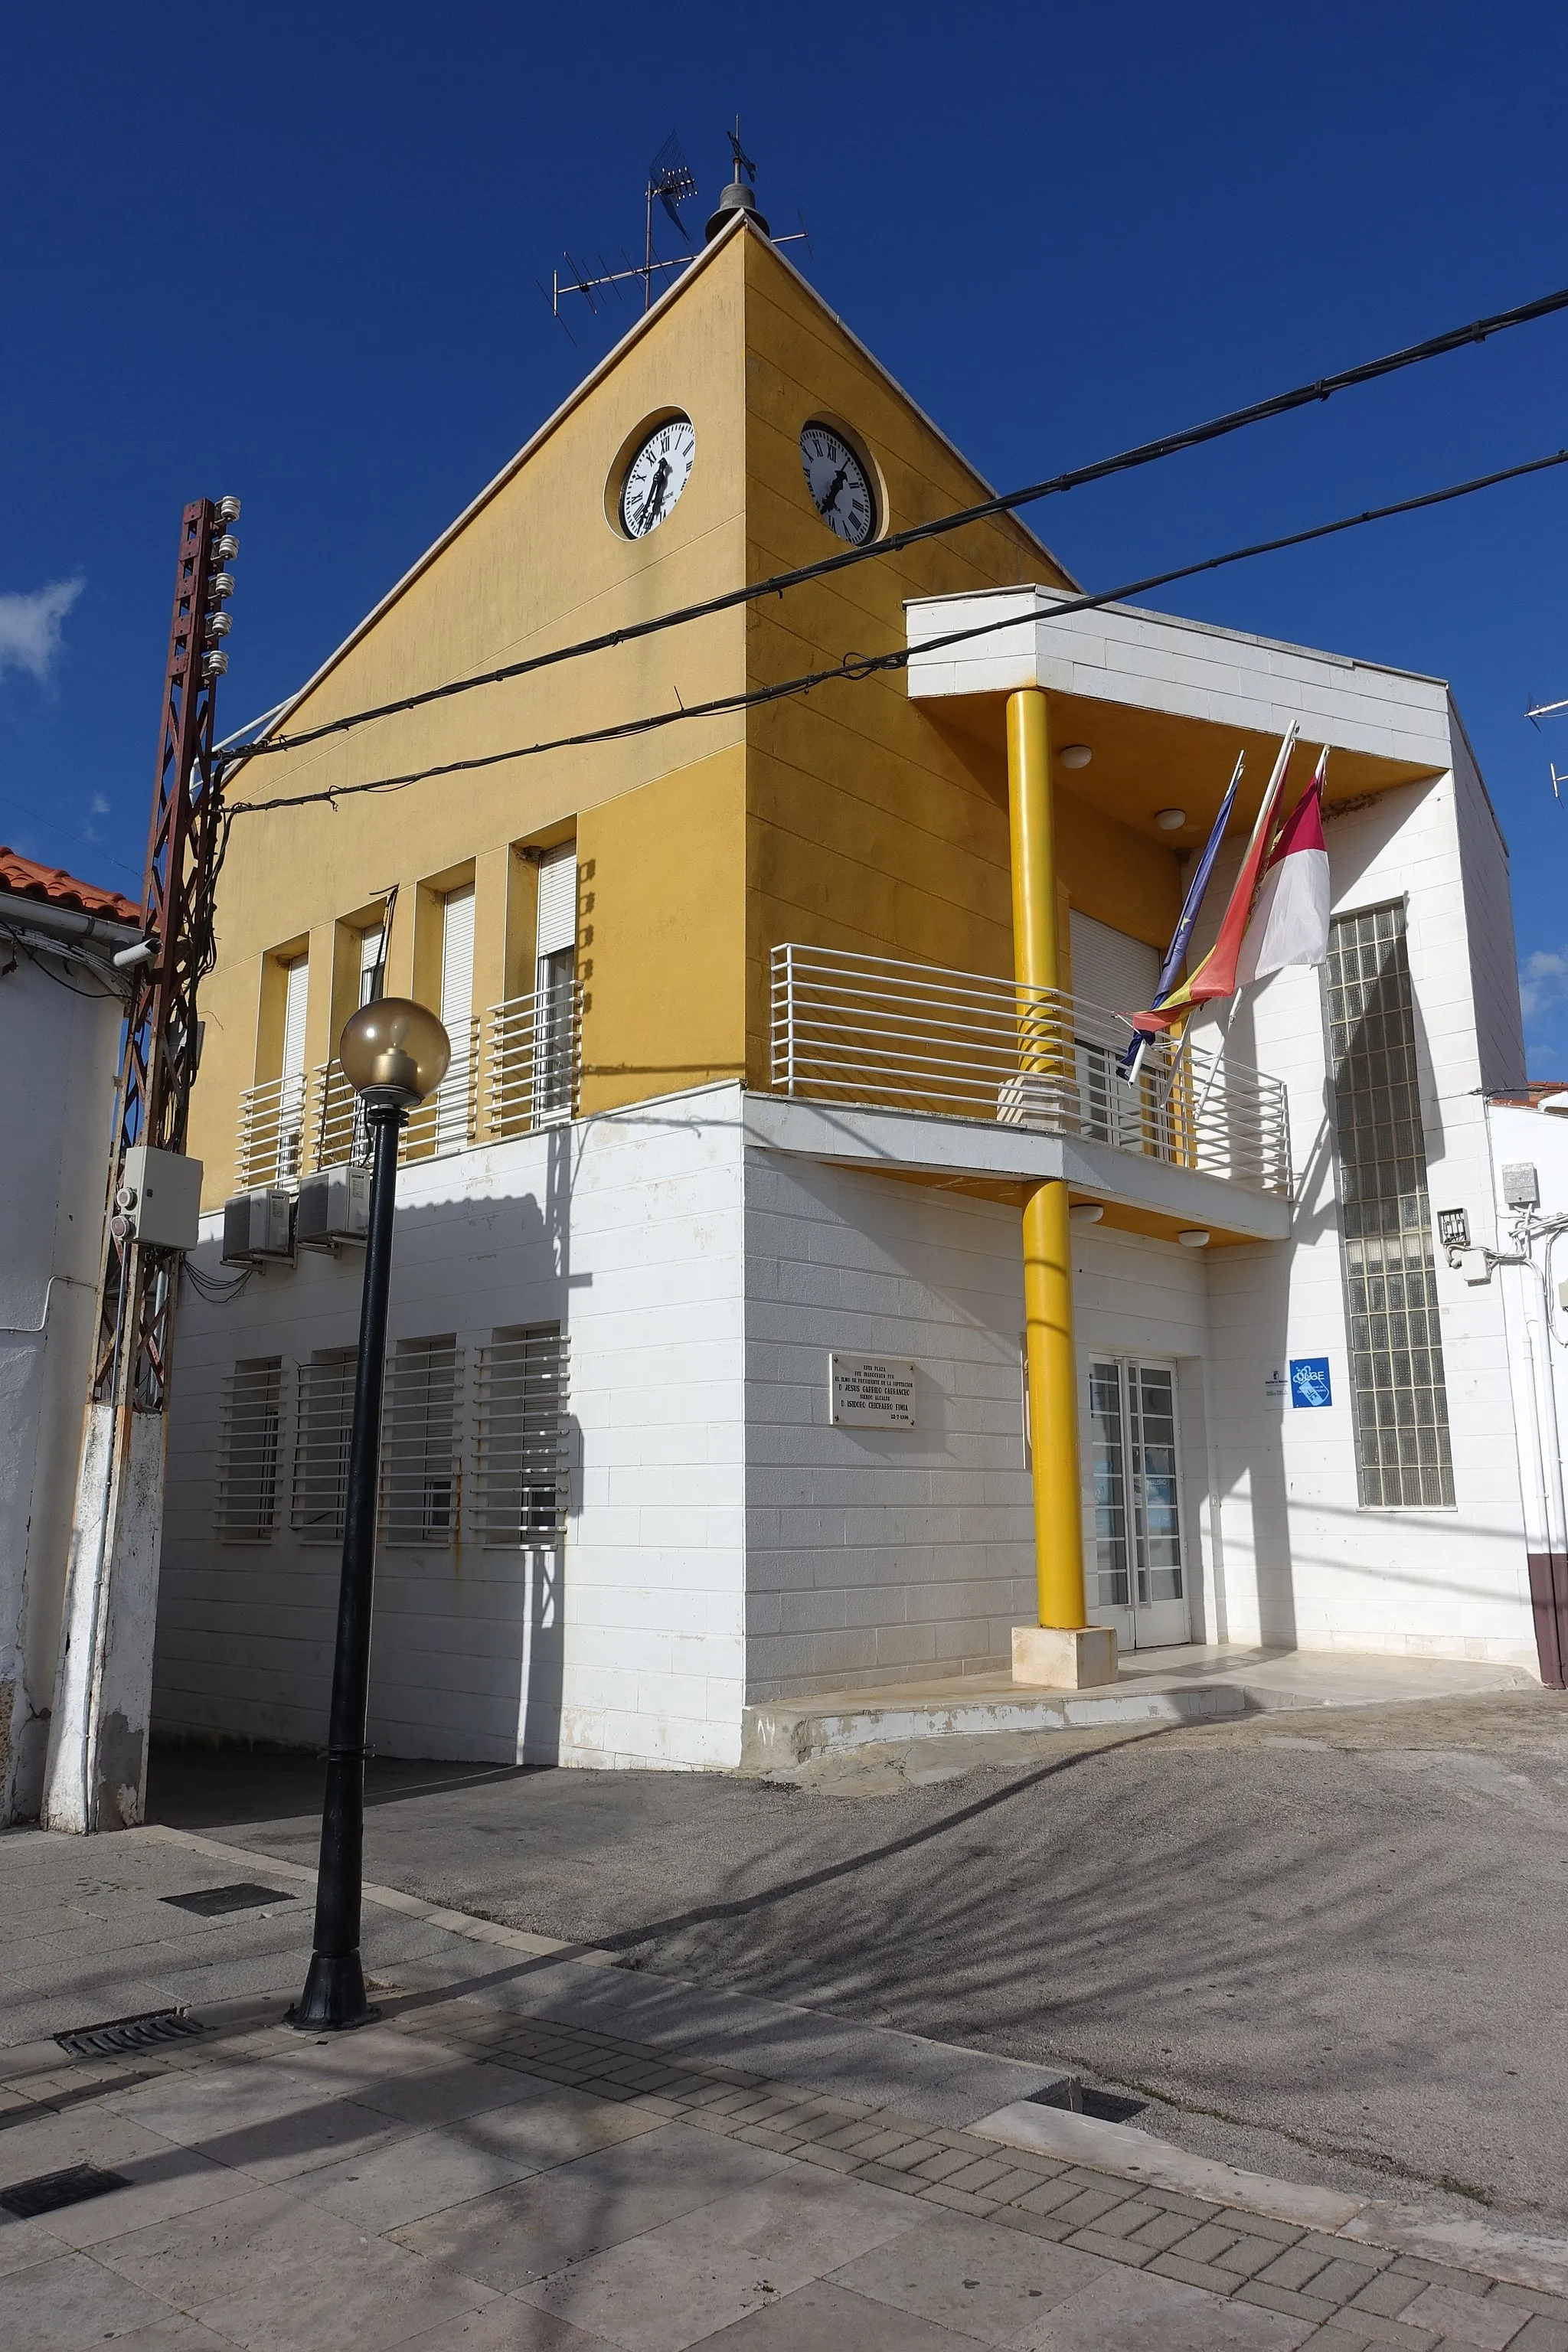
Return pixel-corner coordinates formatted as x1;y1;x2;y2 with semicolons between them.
216;1358;283;1542
291;1348;357;1543
381;1336;462;1545
475;1325;569;1544
1326;903;1455;1508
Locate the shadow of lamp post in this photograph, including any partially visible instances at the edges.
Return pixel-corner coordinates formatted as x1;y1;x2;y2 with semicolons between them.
289;998;450;2031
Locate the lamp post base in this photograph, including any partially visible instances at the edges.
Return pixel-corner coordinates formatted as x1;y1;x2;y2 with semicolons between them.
286;1951;380;2032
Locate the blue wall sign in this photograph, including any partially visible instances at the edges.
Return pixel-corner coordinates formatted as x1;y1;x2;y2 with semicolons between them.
1290;1357;1333;1409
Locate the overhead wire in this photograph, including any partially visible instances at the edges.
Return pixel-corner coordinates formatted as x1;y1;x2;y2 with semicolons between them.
223;276;1568;765
220;444;1568;828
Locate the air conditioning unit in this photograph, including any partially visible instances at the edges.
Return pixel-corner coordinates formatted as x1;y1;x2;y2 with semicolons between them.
296;1165;370;1249
221;1187;294;1266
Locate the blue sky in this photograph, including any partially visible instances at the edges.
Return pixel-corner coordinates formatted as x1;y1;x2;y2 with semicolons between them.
5;3;1568;1067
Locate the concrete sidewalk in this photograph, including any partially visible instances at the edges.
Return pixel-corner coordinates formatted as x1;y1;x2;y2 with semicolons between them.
5;1824;1568;2352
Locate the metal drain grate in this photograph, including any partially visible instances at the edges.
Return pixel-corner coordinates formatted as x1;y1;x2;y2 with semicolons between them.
55;2008;205;2059
0;2164;130;2220
162;1882;295;1917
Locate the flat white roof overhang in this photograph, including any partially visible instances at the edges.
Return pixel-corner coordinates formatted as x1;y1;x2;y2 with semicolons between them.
743;1091;1292;1246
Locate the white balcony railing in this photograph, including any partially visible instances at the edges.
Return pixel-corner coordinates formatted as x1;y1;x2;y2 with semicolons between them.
770;943;1292;1200
233;982;580;1191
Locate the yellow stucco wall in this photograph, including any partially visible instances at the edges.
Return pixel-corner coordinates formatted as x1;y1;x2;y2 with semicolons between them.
188;218;1184;1203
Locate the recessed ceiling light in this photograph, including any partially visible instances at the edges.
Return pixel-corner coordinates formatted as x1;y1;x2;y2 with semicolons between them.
1058;744;1092;769
1155;808;1186;831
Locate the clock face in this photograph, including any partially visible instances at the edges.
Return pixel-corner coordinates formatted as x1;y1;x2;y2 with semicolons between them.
800;423;876;544
619;416;695;538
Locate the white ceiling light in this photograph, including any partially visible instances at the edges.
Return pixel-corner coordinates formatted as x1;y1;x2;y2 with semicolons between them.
1058;744;1092;769
1070;1203;1105;1225
1155;808;1187;831
1177;1228;1210;1248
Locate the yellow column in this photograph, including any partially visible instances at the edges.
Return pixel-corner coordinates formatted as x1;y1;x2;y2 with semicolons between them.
1007;691;1109;1683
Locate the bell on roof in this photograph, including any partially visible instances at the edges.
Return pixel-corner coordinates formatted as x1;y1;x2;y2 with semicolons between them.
705;120;770;243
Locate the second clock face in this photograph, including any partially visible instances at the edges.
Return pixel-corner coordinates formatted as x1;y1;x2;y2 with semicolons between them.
619;416;695;538
800;422;876;544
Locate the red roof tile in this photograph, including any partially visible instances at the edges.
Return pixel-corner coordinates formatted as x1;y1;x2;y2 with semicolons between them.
0;845;140;926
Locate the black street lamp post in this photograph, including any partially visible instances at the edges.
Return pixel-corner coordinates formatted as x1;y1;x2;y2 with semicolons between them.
290;999;449;2032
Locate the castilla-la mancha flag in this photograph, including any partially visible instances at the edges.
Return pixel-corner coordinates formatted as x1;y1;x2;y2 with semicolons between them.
1129;733;1330;1038
1233;746;1331;986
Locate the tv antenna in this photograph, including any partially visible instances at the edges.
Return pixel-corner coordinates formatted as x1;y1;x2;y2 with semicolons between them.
1526;691;1568;798
541;123;808;343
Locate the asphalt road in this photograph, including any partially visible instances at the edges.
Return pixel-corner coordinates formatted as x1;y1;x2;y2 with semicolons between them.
149;1689;1568;2226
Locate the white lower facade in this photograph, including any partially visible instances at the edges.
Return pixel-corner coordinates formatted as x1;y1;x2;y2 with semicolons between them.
155;1072;1544;1775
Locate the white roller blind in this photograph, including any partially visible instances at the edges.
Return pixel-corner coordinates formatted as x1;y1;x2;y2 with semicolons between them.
358;926;384;1007
440;886;475;1033
281;957;309;1080
1068;913;1160;1017
535;846;577;959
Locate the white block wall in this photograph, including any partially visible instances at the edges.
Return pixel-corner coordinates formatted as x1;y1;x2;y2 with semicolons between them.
1;963;122;1822
156;1089;747;1772
743;1153;1035;1698
1194;756;1537;1666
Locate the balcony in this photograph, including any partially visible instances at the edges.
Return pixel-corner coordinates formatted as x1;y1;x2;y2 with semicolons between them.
769;943;1292;1202
234;982;580;1191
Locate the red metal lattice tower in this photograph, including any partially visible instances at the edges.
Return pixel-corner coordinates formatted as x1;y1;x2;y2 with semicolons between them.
93;495;234;1411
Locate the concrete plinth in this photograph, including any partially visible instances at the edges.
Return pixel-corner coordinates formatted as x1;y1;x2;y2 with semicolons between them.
1011;1624;1119;1690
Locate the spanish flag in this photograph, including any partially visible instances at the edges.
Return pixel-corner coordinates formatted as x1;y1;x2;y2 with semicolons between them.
1130;725;1305;1037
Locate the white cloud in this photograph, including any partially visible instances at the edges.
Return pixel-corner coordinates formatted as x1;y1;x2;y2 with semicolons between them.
90;792;109;815
0;577;85;684
1520;949;1568;1024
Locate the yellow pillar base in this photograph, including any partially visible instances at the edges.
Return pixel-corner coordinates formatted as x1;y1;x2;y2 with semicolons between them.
1011;1624;1119;1690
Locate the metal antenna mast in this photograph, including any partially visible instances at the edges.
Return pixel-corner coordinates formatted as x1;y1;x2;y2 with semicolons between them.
541;128;808;338
1527;691;1568;798
42;496;240;1834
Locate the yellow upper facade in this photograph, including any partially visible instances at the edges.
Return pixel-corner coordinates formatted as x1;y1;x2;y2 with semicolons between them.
191;217;1194;1207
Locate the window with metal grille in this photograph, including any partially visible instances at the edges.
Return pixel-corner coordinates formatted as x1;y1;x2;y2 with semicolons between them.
291;1348;357;1542
1326;903;1455;1508
215;1358;283;1542
381;1336;462;1544
474;1325;569;1544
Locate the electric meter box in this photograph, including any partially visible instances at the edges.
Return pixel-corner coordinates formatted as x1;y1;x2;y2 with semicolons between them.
120;1144;203;1252
296;1165;370;1247
1502;1162;1540;1210
221;1187;295;1265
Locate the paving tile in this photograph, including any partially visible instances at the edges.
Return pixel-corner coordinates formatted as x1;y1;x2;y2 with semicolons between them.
1028;2261;1317;2349
694;2275;985;2347
1393;2285;1528;2347
390;2125;789;2292
394;2300;616;2349
0;2246;174;2351
0;2102;179;2183
88;2179;493;2350
1219;2235;1305;2282
826;2210;1104;2345
0;2208;68;2278
103;2321;240;2350
516;2165;916;2352
1508;2320;1568;2352
1305;2262;1385;2309
35;2145;252;2249
1349;2275;1427;2320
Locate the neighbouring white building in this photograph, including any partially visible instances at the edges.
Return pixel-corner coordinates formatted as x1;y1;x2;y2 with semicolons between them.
144;224;1564;1779
1;849;140;1818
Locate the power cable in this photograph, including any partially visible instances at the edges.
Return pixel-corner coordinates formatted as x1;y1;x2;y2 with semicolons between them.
221;444;1568;827
224;277;1568;765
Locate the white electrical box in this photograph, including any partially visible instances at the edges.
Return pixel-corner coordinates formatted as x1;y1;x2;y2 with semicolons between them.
221;1188;295;1265
296;1165;370;1247
1454;1248;1491;1285
119;1144;203;1252
1502;1162;1540;1210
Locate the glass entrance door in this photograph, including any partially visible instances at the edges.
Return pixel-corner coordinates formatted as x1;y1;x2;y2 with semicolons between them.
1086;1359;1190;1650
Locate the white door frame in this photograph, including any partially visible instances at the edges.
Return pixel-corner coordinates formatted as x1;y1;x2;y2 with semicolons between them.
1083;1353;1191;1651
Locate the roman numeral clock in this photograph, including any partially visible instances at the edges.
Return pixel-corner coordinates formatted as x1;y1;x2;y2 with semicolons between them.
799;421;877;544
